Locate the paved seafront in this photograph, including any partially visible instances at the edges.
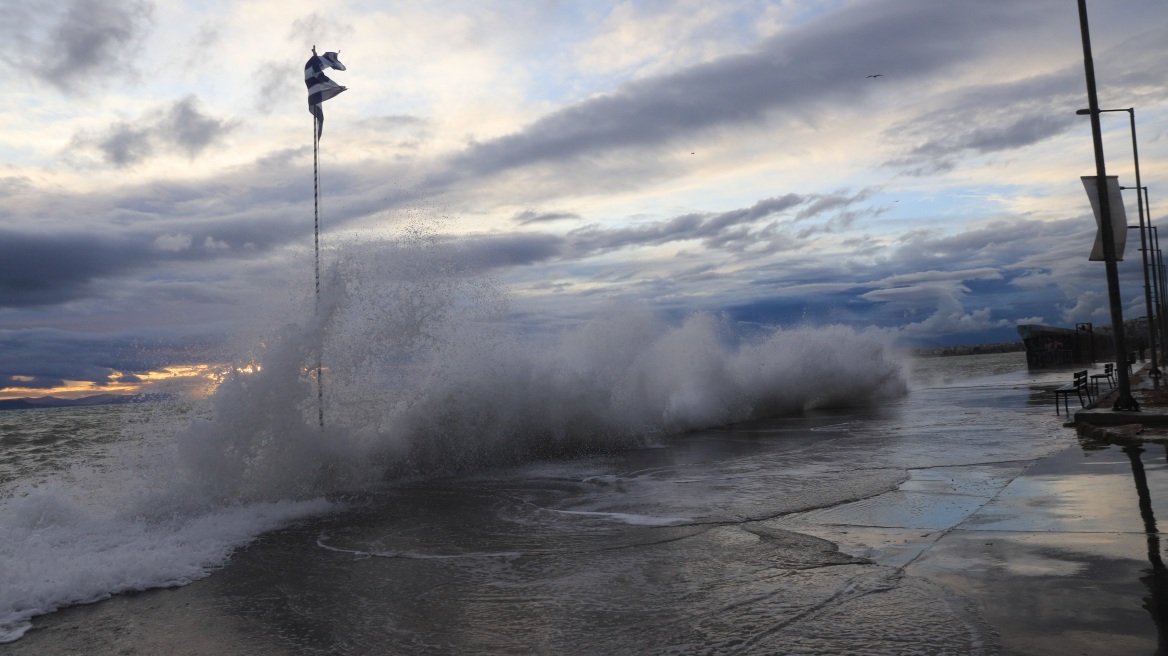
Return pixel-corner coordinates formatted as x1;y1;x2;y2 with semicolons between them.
774;365;1168;655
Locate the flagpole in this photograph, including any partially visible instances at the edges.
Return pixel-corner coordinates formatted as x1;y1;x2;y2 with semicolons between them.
313;110;324;429
305;43;345;430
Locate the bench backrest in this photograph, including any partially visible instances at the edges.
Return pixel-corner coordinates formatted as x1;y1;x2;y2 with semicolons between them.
1074;370;1088;386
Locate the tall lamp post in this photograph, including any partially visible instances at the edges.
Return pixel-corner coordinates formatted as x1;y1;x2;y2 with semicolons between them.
1079;105;1158;385
1076;0;1138;410
1133;194;1168;367
1150;219;1168;363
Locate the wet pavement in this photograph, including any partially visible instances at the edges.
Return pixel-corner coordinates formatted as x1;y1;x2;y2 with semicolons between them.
773;440;1168;654
757;365;1168;655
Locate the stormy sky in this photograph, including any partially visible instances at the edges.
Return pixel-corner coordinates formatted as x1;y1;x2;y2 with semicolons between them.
1;0;1166;397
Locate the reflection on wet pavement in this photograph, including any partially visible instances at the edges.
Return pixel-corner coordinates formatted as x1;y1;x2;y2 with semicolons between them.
780;442;1168;655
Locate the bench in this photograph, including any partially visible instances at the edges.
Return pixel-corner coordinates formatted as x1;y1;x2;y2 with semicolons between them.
1054;370;1091;415
1088;363;1115;395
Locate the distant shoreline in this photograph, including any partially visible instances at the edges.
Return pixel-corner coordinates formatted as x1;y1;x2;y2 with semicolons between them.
0;393;174;412
912;342;1026;358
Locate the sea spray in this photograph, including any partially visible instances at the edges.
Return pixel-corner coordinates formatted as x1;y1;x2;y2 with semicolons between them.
0;236;906;642
177;239;907;481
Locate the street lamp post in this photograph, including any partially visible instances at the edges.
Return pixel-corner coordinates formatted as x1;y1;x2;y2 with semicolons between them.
1081;105;1157;384
1130;192;1168;368
1076;0;1138;410
1151;222;1168;364
1145;190;1168;362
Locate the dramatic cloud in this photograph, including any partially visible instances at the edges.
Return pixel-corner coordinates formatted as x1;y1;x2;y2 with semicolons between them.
0;327;218;389
884;70;1084;174
68;96;235;167
565;193;806;256
1;0;1166;394
0;0;154;94
431;0;1066;187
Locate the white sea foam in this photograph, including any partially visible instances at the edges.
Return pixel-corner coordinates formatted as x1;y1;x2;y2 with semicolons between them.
0;477;332;642
0;236;906;642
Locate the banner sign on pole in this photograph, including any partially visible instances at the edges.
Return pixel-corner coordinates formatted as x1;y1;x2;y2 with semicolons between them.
1082;175;1127;261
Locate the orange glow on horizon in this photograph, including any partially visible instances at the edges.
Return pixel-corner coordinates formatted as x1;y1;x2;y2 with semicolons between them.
0;364;228;401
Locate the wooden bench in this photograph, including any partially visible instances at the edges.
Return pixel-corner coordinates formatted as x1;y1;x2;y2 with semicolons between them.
1088;363;1115;395
1054;370;1091;415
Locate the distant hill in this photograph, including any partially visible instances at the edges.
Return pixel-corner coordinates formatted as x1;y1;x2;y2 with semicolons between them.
0;393;174;412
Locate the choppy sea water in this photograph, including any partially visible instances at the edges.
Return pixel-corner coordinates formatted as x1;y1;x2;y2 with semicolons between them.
1;343;1087;653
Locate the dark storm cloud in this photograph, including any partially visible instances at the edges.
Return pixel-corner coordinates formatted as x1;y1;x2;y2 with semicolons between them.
0;218;287;309
0;0;154;94
0;375;65;390
0;231;143;307
431;0;1057;185
69;96;235;168
0;327;215;389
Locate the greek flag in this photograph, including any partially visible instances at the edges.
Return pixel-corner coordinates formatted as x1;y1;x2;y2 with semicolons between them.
305;50;347;139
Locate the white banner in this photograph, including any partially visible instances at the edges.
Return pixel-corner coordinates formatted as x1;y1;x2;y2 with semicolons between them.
1082;175;1128;261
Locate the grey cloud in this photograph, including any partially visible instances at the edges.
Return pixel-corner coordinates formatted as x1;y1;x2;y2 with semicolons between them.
289;12;353;46
451;233;565;271
0;216;288;309
96;122;154;167
513;210;581;225
566;193;804;256
432;0;1055;186
0;0;154;94
165;96;232;157
69;96;235;167
0;231;143;307
795;189;875;221
0;375;65;391
876;268;1004;287
254;61;295;114
884;68;1084;173
359;115;429;131
0;176;33;197
0;327;217;388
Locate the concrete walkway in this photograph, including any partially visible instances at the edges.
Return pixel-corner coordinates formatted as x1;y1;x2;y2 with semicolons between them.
768;368;1168;654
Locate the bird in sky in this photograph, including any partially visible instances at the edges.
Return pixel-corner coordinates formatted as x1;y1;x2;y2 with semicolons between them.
866;74;883;78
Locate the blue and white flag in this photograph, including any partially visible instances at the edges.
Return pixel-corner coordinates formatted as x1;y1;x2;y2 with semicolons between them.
305;49;347;139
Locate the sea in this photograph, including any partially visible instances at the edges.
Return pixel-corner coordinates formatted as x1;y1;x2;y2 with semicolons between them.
0;253;1091;653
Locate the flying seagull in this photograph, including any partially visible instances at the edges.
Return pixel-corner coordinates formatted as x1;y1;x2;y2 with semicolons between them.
866;74;883;78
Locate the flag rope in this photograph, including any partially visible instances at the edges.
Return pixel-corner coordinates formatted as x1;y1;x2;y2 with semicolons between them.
313;115;324;429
